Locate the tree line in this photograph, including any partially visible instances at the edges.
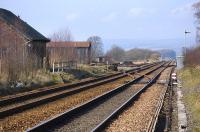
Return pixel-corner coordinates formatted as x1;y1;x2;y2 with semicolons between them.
105;45;160;62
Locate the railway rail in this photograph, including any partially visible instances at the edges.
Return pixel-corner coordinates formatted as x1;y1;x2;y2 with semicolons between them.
146;67;174;132
0;62;157;106
0;62;161;118
26;61;171;132
99;64;175;132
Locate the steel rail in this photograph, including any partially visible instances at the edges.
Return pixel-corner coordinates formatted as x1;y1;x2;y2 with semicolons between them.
0;62;162;118
26;62;169;132
0;62;158;107
146;66;175;132
91;62;171;132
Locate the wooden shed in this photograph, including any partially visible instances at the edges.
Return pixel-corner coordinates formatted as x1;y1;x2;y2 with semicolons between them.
0;8;50;73
47;41;92;66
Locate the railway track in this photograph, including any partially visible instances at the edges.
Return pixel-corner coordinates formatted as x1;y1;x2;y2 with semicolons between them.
99;64;175;132
26;61;171;132
0;62;160;118
0;62;157;107
146;66;174;132
0;62;165;131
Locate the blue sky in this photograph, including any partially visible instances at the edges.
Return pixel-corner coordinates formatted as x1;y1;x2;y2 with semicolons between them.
0;0;198;45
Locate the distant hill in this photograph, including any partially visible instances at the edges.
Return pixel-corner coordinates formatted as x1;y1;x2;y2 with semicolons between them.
103;38;195;56
157;49;176;59
125;48;160;61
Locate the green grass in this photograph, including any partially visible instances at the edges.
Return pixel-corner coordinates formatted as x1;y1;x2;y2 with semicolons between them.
178;67;200;132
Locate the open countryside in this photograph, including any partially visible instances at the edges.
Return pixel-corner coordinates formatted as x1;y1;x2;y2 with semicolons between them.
0;0;200;132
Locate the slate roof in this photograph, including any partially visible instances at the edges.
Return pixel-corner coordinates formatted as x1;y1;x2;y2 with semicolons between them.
47;42;91;48
0;8;49;42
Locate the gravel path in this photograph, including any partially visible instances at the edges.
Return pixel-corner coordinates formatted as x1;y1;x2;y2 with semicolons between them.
51;84;145;132
106;67;172;132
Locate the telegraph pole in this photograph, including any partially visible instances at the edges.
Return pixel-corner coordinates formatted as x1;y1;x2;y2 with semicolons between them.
184;30;191;55
177;30;191;69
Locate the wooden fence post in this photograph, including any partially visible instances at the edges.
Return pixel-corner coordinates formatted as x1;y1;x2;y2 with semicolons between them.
43;57;46;71
0;59;1;74
62;62;64;72
0;49;2;74
58;63;60;72
106;61;108;71
53;61;55;73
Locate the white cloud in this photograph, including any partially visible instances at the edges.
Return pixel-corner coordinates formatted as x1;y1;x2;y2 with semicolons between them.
66;13;79;21
129;8;156;17
171;3;194;15
101;12;117;22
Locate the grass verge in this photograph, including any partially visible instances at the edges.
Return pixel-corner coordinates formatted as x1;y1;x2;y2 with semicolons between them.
0;65;115;97
178;67;200;132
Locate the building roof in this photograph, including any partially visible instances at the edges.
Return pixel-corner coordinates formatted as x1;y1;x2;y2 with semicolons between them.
0;8;49;42
47;42;91;48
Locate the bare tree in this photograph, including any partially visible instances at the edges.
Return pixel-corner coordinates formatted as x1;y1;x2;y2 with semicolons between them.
183;2;200;66
184;46;200;66
48;28;76;67
106;45;125;62
193;2;200;43
87;36;103;60
50;28;73;42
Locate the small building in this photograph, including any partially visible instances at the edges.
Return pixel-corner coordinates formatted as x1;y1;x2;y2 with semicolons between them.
47;42;91;66
0;8;49;73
